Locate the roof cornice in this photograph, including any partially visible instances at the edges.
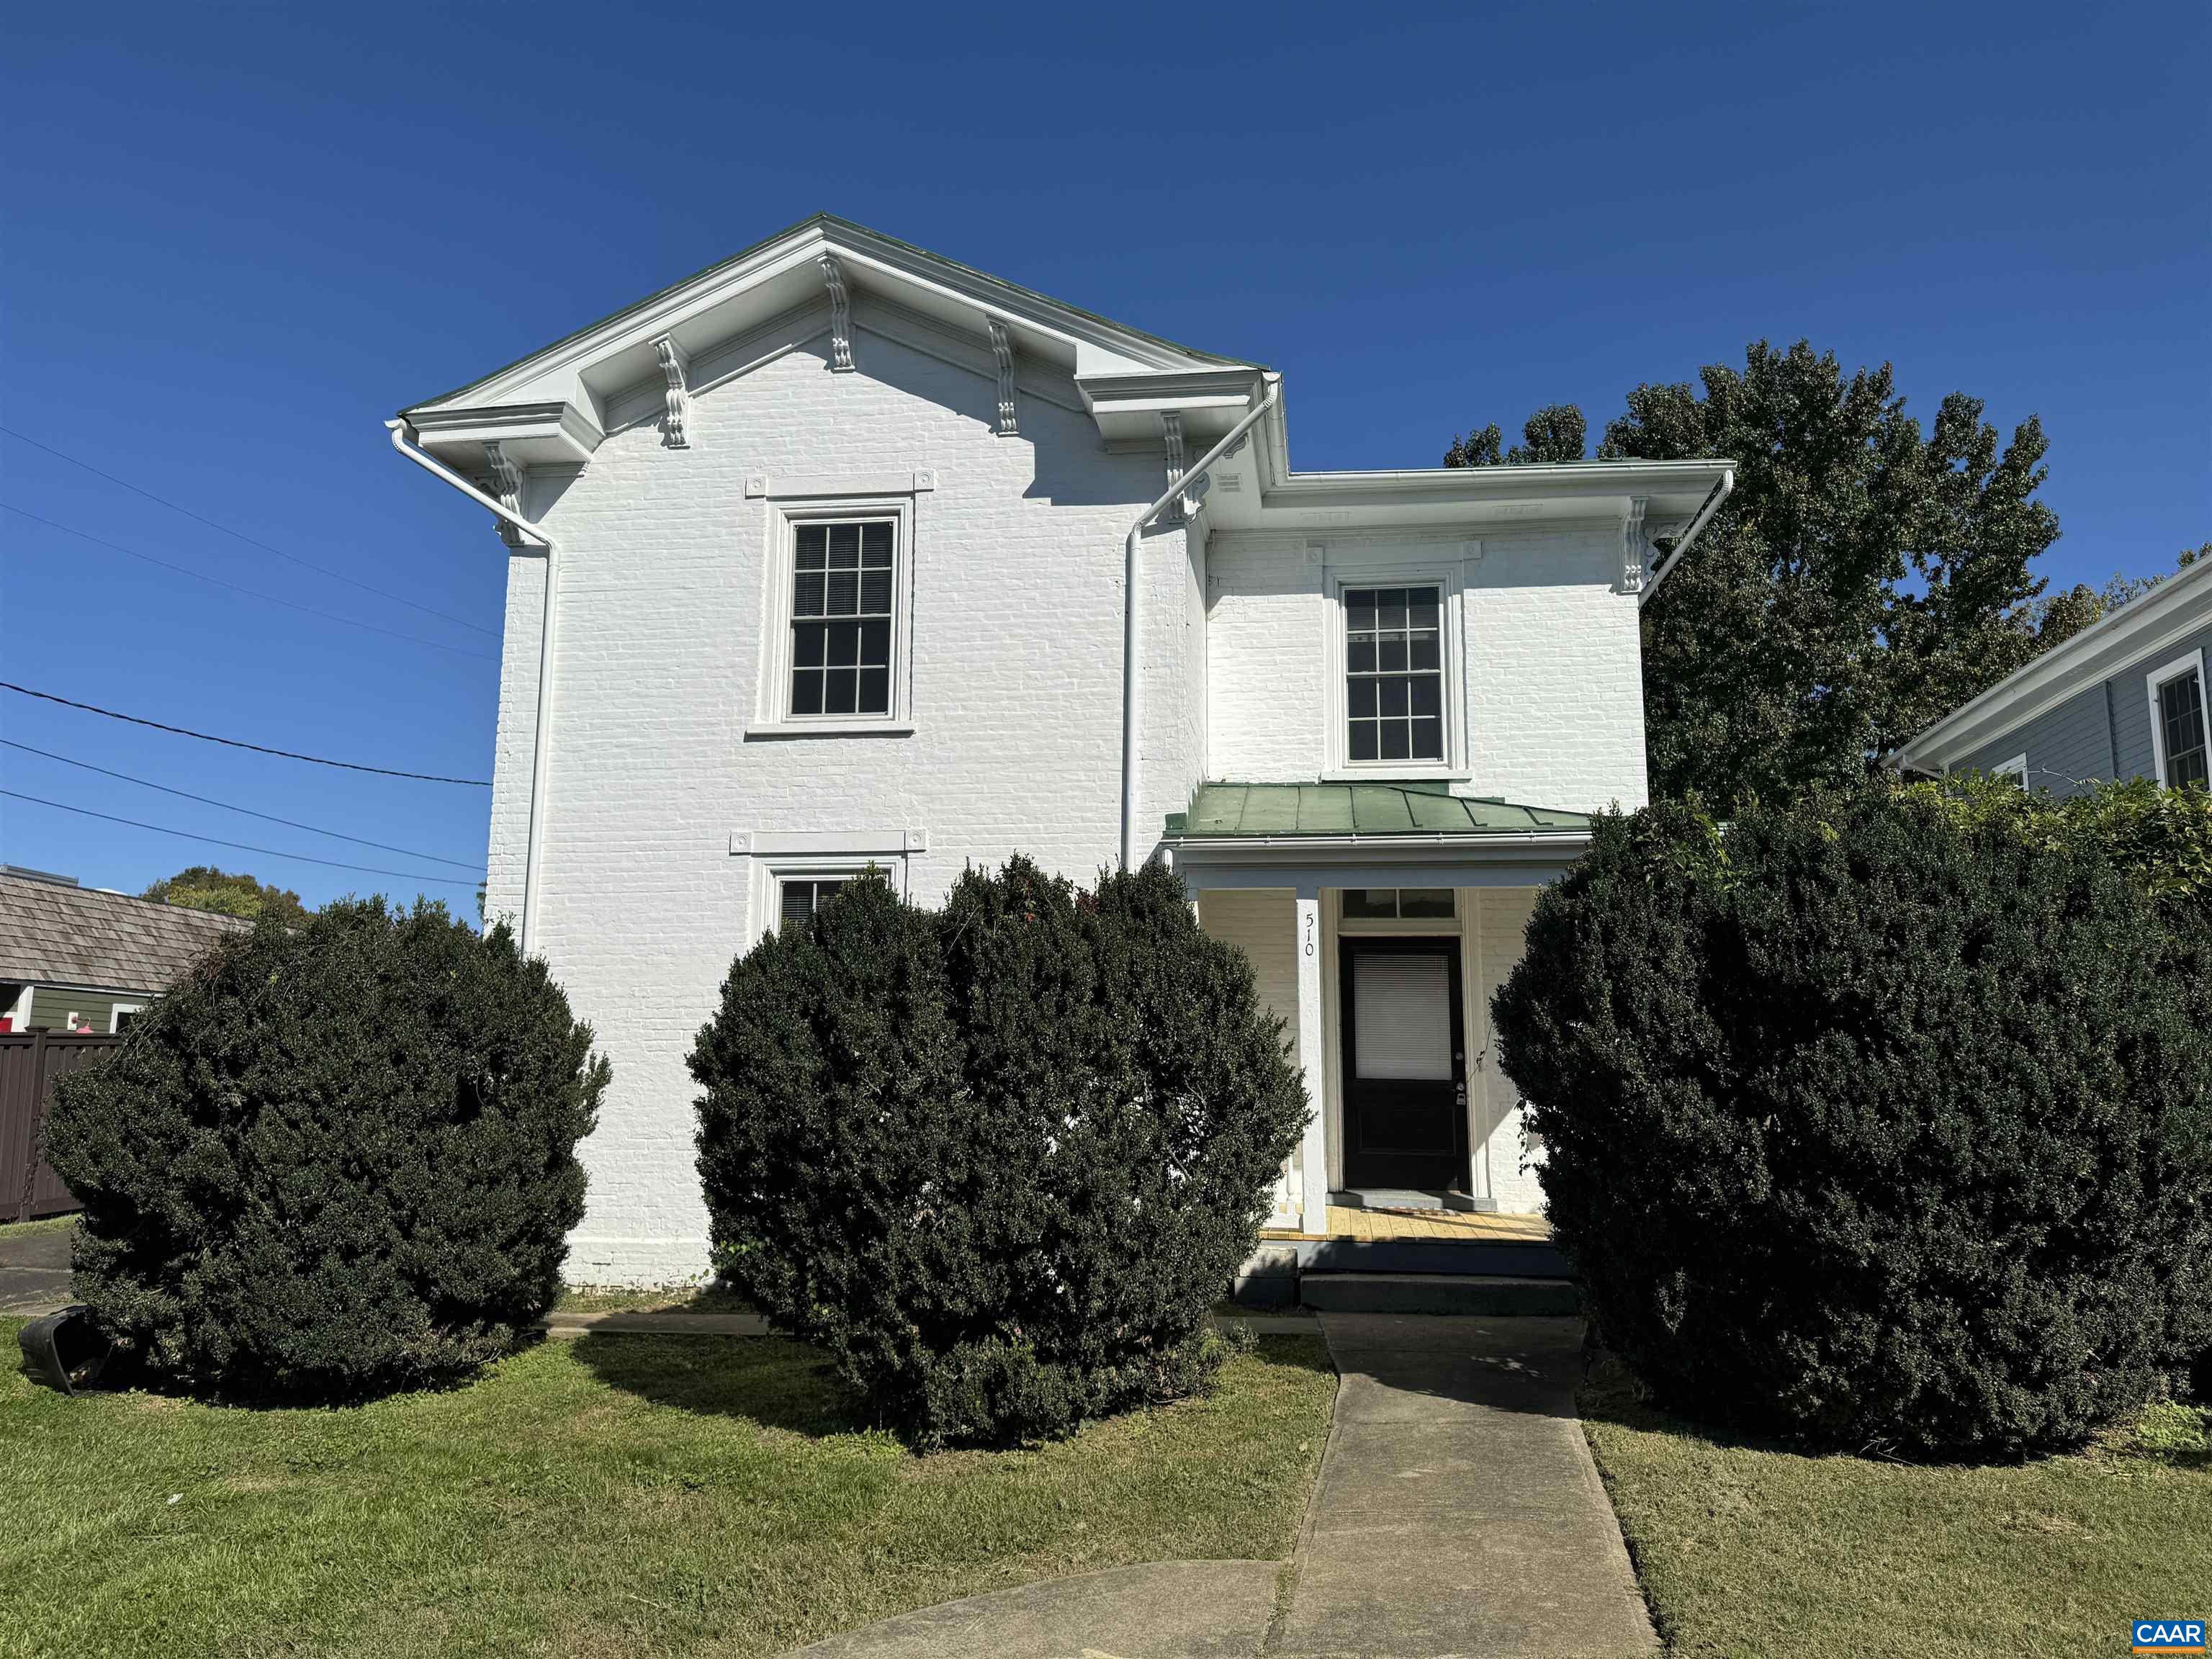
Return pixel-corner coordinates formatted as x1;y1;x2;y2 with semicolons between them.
1898;557;2212;770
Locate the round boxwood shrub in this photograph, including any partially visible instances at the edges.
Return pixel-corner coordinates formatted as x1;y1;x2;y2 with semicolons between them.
46;900;607;1401
1492;788;2212;1458
691;856;1308;1448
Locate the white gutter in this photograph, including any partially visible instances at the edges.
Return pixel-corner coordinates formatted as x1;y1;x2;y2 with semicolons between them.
1638;467;1735;607
385;419;558;957
1120;374;1281;871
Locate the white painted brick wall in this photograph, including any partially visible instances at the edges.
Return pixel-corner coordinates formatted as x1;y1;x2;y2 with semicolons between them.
1206;526;1650;814
488;321;1205;1282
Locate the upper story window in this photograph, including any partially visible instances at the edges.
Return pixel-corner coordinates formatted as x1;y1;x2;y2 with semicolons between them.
2151;650;2208;791
1345;585;1444;763
790;519;895;719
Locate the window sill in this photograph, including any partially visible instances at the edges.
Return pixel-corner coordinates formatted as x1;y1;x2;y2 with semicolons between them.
745;721;915;741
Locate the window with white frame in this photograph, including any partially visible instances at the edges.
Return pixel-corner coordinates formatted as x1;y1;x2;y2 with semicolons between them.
2149;650;2208;791
788;518;896;719
1344;585;1445;763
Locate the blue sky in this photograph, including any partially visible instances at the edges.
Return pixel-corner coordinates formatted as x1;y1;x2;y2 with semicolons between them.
4;4;2206;914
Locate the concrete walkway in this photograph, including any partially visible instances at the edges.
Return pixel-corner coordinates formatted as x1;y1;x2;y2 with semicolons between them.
0;1223;73;1317
791;1313;1654;1659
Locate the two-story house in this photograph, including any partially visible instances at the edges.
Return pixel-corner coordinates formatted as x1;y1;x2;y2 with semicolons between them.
1898;554;2211;796
391;216;1735;1284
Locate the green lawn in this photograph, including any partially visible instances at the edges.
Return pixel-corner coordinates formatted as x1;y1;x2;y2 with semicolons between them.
1;1321;1334;1658
1581;1358;2212;1658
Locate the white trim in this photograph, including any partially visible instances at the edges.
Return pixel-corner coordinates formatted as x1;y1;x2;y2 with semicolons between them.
750;493;918;738
1899;556;2212;772
2147;647;2208;788
1322;561;1471;781
107;1003;143;1033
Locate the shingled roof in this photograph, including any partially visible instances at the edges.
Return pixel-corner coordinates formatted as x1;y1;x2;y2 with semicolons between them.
0;872;248;992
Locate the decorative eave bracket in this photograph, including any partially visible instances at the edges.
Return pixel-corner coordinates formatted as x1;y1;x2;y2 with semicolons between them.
482;441;526;549
819;254;854;372
986;318;1019;436
652;335;692;449
1619;496;1649;595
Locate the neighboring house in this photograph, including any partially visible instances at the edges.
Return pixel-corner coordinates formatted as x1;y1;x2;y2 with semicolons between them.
0;867;248;1034
391;215;1735;1283
1899;555;2212;794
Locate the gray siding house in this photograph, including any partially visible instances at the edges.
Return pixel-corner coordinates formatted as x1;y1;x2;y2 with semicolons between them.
1898;557;2211;795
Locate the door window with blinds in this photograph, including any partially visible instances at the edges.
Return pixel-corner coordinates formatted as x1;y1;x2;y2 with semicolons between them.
2151;653;2208;791
788;518;896;718
1344;585;1444;763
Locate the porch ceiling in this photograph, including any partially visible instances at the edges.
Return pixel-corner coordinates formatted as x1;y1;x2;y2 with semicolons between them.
1166;782;1591;839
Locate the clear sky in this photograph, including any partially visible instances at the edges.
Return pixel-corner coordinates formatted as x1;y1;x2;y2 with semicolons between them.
4;4;2206;914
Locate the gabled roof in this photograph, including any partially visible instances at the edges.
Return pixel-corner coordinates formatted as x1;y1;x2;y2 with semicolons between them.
0;872;248;993
1898;554;2212;773
1166;782;1591;840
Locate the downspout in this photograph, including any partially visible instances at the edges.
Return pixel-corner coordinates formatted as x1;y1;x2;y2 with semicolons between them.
385;419;558;958
1120;374;1282;871
1637;467;1735;607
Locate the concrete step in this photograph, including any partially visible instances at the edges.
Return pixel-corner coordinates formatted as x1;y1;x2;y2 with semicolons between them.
1296;1272;1581;1316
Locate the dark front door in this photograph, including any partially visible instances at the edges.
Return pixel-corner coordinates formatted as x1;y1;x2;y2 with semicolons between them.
1339;938;1467;1191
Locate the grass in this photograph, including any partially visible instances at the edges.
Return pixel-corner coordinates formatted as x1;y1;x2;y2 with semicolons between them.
1580;1358;2212;1658
0;1319;1334;1658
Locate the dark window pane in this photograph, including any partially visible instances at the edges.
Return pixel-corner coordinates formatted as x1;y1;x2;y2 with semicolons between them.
827;569;859;614
1380;721;1411;761
1349;721;1378;761
860;619;891;666
860;566;892;612
828;523;860;565
1348;637;1376;674
1399;889;1454;918
1380;679;1410;719
794;570;826;615
857;667;890;714
824;669;859;715
790;670;823;715
1342;889;1396;920
1411;715;1444;759
1411;676;1442;718
793;623;825;668
1410;633;1440;672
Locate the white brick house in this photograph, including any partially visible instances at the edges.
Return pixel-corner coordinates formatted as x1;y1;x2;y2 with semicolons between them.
390;215;1734;1284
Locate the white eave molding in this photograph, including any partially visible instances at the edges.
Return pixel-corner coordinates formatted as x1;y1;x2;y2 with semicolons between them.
1897;554;2212;773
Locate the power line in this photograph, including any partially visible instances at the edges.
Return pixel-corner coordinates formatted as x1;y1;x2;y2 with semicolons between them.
1;791;480;890
0;683;492;786
1;740;485;871
0;424;499;637
1;503;499;664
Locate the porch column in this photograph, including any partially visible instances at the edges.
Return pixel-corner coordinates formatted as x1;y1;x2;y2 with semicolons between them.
1293;882;1329;1232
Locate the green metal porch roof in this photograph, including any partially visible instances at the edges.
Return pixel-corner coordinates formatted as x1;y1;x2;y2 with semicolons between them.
1164;783;1592;839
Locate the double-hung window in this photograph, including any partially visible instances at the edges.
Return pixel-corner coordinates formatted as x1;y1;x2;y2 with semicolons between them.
1345;585;1445;763
789;519;896;719
2150;651;2208;791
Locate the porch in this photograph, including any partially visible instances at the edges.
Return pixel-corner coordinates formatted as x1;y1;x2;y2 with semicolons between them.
1163;781;1592;1240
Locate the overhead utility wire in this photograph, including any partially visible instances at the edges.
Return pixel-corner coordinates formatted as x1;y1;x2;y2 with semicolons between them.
0;683;493;787
1;791;480;891
1;740;485;871
1;503;498;663
0;424;499;637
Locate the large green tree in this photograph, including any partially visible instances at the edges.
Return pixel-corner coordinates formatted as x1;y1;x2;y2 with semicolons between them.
1450;342;2069;807
143;865;306;924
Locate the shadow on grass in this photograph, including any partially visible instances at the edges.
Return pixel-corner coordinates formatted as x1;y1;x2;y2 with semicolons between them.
568;1328;871;1437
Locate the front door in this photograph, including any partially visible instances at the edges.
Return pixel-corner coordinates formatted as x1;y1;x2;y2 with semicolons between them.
1339;939;1467;1191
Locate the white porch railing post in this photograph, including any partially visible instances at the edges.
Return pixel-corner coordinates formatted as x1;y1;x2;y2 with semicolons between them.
1293;884;1330;1232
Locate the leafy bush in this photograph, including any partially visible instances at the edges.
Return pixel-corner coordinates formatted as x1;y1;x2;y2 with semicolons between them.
691;857;1307;1448
47;900;606;1401
1492;788;2212;1458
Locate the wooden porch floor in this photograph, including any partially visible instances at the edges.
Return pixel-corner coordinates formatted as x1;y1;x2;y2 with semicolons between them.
1262;1205;1552;1244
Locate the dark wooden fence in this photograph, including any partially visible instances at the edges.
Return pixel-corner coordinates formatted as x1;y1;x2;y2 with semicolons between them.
0;1032;119;1221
